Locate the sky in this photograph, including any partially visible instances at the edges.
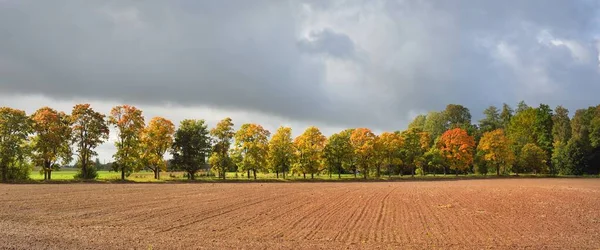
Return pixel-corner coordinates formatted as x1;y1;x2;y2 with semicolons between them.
1;0;599;162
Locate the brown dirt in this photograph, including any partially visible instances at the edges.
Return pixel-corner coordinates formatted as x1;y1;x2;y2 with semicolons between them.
1;179;600;249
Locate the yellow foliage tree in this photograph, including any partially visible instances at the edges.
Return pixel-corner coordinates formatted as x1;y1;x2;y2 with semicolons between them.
350;128;376;179
268;126;294;179
293;126;326;179
477;129;514;176
141;117;175;180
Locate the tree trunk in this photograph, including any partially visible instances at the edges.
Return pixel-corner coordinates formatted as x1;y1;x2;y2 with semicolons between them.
338;164;342;179
283;170;286;179
1;166;6;182
411;166;415;177
247;170;250;179
376;166;381;178
44;171;48;180
303;173;306;179
364;168;367;179
497;165;500;176
48;170;52;180
121;169;125;180
455;169;458;176
189;171;195;180
253;169;257;180
443;167;447;176
354;169;357;178
311;173;314;179
276;170;279;179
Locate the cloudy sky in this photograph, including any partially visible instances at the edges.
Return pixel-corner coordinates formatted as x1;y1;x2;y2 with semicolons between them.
1;0;600;162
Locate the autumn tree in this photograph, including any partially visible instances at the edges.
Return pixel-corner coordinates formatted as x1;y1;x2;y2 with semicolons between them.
378;132;403;177
518;143;547;175
209;117;235;179
323;129;354;179
437;128;475;175
141;117;175;179
477;129;514;176
400;128;425;177
109;105;145;180
30;107;72;180
294;126;327;179
267;126;294;179
171;119;212;180
0;107;32;181
350;128;376;179
234;123;270;179
71;104;109;179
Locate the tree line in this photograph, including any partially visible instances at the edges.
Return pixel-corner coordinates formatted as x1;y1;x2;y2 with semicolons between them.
0;101;599;181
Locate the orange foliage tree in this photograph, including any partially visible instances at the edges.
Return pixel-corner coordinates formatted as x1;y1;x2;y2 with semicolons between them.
437;128;475;175
31;107;72;180
109;105;145;180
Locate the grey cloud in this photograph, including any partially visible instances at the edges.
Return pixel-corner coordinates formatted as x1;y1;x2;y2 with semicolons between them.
1;0;599;132
298;29;356;59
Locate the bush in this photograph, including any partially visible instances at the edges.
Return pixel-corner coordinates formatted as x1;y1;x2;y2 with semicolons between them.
75;164;98;179
6;161;32;180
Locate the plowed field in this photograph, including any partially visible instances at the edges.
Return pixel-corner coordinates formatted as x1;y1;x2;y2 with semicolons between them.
1;179;600;249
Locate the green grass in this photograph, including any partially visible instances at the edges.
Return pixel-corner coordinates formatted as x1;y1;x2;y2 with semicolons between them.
27;169;599;183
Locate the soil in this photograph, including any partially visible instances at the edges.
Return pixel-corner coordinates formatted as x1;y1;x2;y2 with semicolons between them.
1;179;600;249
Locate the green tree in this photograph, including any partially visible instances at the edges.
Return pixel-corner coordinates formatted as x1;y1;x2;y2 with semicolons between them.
423;111;447;144
400;128;425;177
408;114;427;131
518;143;547;175
534;104;554;164
109;105;145;180
444;104;472;129
516;100;529;113
209;117;235;179
267;126;294;179
500;103;514;129
0;107;32;181
171;119;212;180
479;106;502;133
507;105;537;163
323;129;354;179
552;106;571;144
30;107;72;180
71;104;109;179
425;145;445;176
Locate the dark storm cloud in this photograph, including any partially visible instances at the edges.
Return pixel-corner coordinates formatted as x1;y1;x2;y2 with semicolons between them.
0;0;599;130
